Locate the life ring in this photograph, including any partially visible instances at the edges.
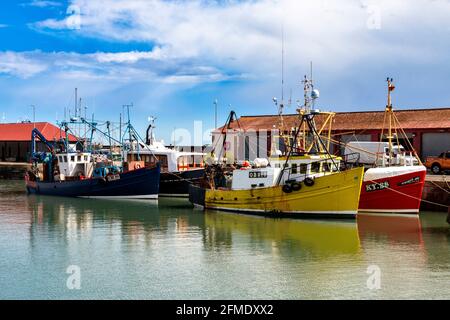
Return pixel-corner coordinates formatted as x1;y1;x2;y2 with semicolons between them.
134;163;141;170
291;182;301;191
304;177;315;187
282;184;293;193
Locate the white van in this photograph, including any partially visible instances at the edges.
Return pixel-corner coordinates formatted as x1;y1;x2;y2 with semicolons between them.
344;141;418;166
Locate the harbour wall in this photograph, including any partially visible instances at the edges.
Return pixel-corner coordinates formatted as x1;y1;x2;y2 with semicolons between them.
0;162;30;180
421;175;450;212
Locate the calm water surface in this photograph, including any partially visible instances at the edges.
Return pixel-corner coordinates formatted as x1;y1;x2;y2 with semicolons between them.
0;180;449;299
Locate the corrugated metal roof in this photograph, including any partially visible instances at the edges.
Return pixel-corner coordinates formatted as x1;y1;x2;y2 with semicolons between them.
216;108;450;132
0;122;78;142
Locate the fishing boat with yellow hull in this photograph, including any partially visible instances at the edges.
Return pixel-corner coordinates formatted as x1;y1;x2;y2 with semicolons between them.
189;74;364;218
190;166;364;218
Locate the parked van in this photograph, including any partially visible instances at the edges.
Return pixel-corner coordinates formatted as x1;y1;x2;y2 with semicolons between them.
344;141;418;166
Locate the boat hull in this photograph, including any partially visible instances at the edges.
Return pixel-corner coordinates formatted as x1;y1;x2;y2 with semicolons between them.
358;166;426;213
189;166;364;219
26;165;160;199
159;168;205;197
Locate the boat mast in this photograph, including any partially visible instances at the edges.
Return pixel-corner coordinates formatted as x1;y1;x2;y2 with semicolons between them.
386;77;395;166
275;24;288;154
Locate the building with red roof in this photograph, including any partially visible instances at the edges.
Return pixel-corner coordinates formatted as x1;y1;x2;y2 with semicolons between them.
212;108;450;161
0;122;78;162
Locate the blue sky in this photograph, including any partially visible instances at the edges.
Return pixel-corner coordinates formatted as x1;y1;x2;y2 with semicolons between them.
0;0;449;144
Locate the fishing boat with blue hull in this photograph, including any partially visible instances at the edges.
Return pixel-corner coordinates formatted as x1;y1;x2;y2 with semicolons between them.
25;126;161;199
26;163;160;199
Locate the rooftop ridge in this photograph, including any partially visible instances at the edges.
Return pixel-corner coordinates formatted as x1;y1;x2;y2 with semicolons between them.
238;107;450;118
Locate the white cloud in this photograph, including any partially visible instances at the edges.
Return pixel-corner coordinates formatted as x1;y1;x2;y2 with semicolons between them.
0;51;48;78
93;49;166;63
0;49;239;85
30;0;450;79
24;0;62;8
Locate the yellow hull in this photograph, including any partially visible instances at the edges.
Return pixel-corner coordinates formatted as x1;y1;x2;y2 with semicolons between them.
204;166;364;217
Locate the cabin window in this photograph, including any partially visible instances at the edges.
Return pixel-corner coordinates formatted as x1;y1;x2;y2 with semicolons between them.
291;163;298;174
71;156;75;162
300;164;307;174
77;156;82;162
275;163;280;168
58;156;63;162
311;162;320;173
323;162;330;172
84;156;88;161
64;156;68;163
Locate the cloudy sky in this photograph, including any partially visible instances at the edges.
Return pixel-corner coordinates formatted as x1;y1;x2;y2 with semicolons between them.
0;0;449;144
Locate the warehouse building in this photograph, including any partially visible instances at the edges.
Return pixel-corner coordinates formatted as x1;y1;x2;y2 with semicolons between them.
212;108;450;162
0;122;77;162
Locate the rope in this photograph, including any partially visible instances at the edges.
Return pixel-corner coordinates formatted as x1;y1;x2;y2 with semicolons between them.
367;179;449;209
444;176;450;190
429;180;450;194
163;170;204;184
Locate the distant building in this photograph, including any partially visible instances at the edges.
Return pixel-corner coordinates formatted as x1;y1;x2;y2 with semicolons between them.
212;108;450;162
0;122;77;162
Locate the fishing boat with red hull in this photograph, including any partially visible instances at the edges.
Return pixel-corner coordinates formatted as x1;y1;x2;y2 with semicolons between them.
352;79;427;214
359;166;426;213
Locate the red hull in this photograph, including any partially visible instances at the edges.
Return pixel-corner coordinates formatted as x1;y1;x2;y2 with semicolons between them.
359;169;426;213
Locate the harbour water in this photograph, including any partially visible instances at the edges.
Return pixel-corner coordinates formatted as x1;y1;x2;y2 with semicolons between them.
0;180;448;300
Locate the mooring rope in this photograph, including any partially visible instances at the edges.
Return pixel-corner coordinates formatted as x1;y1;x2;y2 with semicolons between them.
429;180;450;194
163;170;204;184
444;176;450;190
367;179;449;209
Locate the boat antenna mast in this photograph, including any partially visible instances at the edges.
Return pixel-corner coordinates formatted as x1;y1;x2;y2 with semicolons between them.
146;116;157;145
273;24;291;155
384;77;395;166
120;103;158;162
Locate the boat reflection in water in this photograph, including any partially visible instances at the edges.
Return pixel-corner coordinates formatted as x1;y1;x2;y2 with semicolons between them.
1;179;448;299
203;210;361;256
24;195;426;255
24;195;207;249
203;210;428;254
357;213;424;245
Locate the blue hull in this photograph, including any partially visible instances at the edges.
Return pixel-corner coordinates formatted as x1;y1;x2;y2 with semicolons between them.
26;165;160;199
